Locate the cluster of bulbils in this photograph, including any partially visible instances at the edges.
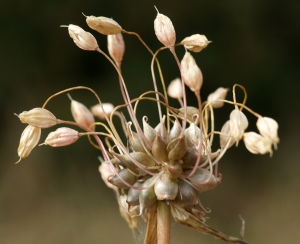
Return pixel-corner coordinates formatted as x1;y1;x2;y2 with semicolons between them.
16;9;279;244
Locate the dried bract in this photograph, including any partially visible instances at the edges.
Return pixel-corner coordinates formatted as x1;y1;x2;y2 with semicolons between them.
181;34;210;53
68;24;98;51
86;16;122;35
18;108;57;128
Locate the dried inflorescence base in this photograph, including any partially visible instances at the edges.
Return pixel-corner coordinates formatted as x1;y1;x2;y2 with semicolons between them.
15;8;279;244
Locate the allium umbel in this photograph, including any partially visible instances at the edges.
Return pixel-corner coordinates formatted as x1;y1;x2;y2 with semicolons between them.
15;9;279;244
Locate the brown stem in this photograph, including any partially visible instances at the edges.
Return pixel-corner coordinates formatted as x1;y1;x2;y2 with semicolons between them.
157;201;170;244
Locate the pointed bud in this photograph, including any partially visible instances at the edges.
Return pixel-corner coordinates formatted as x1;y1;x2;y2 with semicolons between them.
167;78;183;99
243;132;272;155
152;134;168;162
143;116;157;144
18;108;57;128
17;125;41;161
154;12;176;47
167;134;187;160
154;173;178;200
67;24;98;51
108;168;137;189
181;34;210;53
229;109;248;142
91;103;114;120
220;120;235;149
108;33;125;64
45;127;79;147
98;162;118;191
71;100;95;130
169;119;182;141
139;177;157;214
86;16;122;35
175;179;199;206
256;117;279;147
181;52;203;92
207;87;229;108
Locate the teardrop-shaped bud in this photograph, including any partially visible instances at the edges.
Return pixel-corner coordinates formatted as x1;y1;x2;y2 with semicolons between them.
181;52;203;92
18;108;57;128
169;118;182;142
220;120;235;149
108;168;137;189
178;106;199;123
167;134;187;160
243;132;272;155
184;122;202;149
143;116;157;145
91;103;114;120
207;87;229;108
127;122;149;153
165;160;183;179
154;12;176;47
154;173;178;200
127;181;143;208
154;116;167;139
167;78;183;99
98;162;118;191
67;24;99;51
256;117;279;146
17;125;41;161
186;168;221;192
181;34;210;53
108;33;125;64
139;177;157;214
229;109;248;142
45;127;79;147
86;16;122;35
175;179;199;206
71;100;95;131
181;147;199;168
152;134;168;162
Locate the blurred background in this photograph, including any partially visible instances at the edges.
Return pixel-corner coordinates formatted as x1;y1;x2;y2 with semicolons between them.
1;0;299;243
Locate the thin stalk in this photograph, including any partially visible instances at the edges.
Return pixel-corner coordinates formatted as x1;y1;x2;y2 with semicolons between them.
157;201;170;244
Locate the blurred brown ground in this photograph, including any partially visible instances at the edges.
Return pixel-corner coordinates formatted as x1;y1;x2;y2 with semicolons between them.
0;0;299;243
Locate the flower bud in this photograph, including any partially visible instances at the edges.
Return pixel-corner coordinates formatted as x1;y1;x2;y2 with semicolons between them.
18;108;57;128
154;12;176;47
167;134;187;160
108;168;137;189
98;162;118;191
86;16;122;35
167;78;183;99
178;106;200;122
175;179;199;206
229;109;248;142
207;87;229;108
243;132;272;155
220;120;235;149
108;33;125;64
17;125;41;161
154;173;178;200
91;103;114;120
68;24;98;51
139;177;157;214
256;117;279;146
71;100;95;130
45;127;79;147
181;34;210;53
181;52;203;92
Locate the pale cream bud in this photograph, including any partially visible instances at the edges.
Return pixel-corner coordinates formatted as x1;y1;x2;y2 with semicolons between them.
17;125;41;161
91;103;114;120
256;117;279;147
243;132;272;155
180;52;203;92
154;12;176;47
18;108;57;128
86;16;122;35
107;33;125;64
207;87;229;108
229;109;248;142
220;120;235;149
98;162;118;191
45;127;79;147
68;24;98;51
167;78;183;99
71;100;95;130
178;106;199;122
181;34;211;53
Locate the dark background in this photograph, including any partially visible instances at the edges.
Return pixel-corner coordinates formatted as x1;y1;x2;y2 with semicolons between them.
1;0;299;243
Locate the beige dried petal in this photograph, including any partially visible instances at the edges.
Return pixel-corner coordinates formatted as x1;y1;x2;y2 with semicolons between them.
71;100;95;131
256;117;279;145
18;107;57;128
243;132;272;155
181;52;203;92
229;109;248;141
154;12;176;47
207;87;229;108
68;24;98;51
91;103;114;120
17;125;41;160
181;34;210;53
108;33;125;64
167;78;183;99
45;127;79;147
86;16;122;35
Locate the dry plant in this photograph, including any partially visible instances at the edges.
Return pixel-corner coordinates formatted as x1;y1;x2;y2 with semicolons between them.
15;8;279;244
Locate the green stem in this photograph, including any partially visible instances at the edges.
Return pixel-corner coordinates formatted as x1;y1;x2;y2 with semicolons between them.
157;201;170;244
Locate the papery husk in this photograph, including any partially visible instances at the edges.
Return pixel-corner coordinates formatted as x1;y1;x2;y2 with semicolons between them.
171;202;247;244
